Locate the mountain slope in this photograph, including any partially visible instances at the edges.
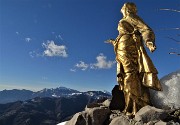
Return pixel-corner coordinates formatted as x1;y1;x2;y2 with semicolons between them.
0;94;96;125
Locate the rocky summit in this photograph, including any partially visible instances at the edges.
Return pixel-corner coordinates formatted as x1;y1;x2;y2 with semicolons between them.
65;99;180;125
64;84;180;125
64;70;180;125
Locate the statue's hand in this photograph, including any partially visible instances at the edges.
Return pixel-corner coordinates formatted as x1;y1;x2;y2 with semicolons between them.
104;39;115;44
147;42;156;53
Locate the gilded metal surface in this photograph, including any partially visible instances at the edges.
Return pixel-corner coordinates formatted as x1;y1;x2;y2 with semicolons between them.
106;2;162;116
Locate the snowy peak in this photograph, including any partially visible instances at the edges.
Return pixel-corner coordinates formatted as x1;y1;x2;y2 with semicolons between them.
34;86;80;98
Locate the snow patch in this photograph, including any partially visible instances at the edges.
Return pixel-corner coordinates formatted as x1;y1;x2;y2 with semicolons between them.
52;94;60;97
57;121;67;125
71;92;82;95
150;70;180;109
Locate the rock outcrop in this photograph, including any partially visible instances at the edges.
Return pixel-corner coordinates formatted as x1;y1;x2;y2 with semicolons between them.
65;103;111;125
65;84;180;125
134;105;168;123
65;99;180;125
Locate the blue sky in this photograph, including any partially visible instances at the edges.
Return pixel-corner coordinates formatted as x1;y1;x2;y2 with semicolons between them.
0;0;179;92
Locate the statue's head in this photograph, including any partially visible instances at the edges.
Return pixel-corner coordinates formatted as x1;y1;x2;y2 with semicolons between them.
121;2;137;17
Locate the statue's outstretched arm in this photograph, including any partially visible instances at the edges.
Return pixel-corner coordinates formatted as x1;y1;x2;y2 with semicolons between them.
128;15;156;52
104;39;116;46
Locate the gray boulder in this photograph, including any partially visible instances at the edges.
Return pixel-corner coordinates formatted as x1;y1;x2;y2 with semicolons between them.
102;99;111;107
85;106;110;125
109;110;145;125
65;112;86;125
135;105;168;123
65;104;110;125
109;116;132;125
155;120;167;125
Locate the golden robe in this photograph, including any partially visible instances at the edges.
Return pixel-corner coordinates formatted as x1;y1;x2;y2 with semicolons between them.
115;15;162;105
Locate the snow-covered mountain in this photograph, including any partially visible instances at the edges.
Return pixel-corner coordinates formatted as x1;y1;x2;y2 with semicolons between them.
0;87;111;104
150;69;180;109
33;87;80;98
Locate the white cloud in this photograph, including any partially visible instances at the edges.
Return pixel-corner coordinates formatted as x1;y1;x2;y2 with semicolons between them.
15;32;19;35
58;34;63;41
55;34;64;41
91;53;116;69
25;37;32;42
72;53;115;71
70;69;76;72
29;51;35;58
75;61;89;71
29;50;41;58
42;40;68;57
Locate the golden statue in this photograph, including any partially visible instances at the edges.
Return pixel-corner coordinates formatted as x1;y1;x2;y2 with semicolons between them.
106;2;162;116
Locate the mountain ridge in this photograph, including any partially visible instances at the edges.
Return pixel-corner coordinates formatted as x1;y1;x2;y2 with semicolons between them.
0;86;111;104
